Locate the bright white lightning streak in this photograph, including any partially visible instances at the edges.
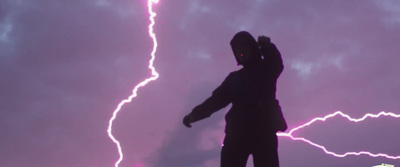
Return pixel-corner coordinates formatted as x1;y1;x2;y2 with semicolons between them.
107;0;159;167
277;111;400;159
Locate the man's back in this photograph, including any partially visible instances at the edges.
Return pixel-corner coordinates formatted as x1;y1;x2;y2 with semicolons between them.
218;57;283;134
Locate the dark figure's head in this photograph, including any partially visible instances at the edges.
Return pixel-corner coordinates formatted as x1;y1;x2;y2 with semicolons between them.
230;31;261;66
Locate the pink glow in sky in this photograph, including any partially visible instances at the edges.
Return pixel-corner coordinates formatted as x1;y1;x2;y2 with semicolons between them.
1;0;400;167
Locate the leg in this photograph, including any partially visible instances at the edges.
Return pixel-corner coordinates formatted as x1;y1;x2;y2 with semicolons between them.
221;134;250;167
252;133;279;167
221;144;249;167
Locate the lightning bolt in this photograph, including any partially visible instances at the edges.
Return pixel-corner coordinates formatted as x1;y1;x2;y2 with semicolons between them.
277;111;400;159
107;0;159;166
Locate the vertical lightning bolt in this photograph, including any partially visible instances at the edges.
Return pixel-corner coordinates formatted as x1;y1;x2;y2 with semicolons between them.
277;111;400;159
107;0;159;167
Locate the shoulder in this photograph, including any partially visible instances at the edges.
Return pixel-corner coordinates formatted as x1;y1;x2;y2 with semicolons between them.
224;69;245;84
227;69;243;79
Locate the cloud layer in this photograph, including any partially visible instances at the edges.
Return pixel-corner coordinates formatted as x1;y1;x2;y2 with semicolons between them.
1;0;400;166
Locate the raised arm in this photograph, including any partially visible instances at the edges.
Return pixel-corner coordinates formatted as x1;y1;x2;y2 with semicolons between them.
258;36;284;78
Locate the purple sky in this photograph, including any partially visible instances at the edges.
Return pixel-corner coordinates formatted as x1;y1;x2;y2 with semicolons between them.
1;0;400;167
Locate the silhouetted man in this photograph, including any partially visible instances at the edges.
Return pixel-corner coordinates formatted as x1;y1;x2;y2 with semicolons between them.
183;31;287;167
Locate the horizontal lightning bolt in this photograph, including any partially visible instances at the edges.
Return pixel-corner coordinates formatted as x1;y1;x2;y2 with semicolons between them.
107;0;159;167
277;111;400;159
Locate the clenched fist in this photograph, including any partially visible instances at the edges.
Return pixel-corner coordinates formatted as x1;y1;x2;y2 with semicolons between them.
183;114;195;128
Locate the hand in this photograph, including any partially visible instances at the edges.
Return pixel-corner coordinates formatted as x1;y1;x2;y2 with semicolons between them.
183;114;194;128
257;36;271;47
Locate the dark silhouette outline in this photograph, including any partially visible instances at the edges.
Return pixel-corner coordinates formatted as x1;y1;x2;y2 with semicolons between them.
183;31;287;167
